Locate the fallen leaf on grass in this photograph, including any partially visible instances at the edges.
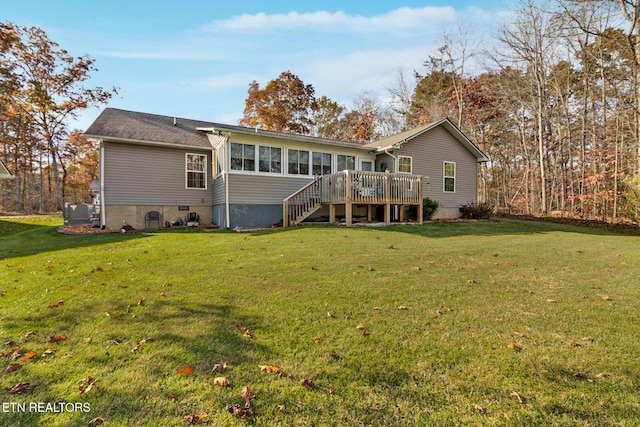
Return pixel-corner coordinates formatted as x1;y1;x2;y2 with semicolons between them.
474;404;487;413
601;295;612;301
508;342;522;352
240;386;255;402
236;323;254;338
467;279;477;284
42;349;56;356
510;391;524;403
258;364;280;374
117;284;127;289
184;413;209;424
47;335;67;343
568;340;581;347
131;344;142;353
212;361;228;372
89;417;105;425
5;382;33;394
3;363;21;374
361;332;371;337
21;352;37;362
48;300;64;308
356;322;365;330
78;376;96;394
300;378;315;388
23;331;36;341
226;403;253;418
213;376;231;387
176;365;194;375
592;284;600;289
396;305;407;310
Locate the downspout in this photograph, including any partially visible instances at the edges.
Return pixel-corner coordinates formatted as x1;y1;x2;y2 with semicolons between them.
223;133;231;229
383;148;397;172
99;139;106;228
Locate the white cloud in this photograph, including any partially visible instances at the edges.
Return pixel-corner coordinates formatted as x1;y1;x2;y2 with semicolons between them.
203;7;458;35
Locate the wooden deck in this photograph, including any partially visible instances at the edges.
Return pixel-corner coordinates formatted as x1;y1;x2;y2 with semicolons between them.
284;170;423;226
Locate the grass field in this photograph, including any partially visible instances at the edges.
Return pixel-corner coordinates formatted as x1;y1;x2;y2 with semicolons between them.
1;216;639;426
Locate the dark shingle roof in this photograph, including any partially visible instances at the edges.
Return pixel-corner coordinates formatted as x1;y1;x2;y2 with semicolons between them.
84;108;215;148
84;108;369;151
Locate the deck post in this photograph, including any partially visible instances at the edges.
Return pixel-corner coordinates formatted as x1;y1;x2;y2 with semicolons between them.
345;170;352;226
385;171;391;225
367;205;372;222
418;176;424;224
283;202;289;228
329;204;336;224
345;203;352;226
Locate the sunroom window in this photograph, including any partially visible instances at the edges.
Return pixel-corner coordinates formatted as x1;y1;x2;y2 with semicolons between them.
337;154;355;171
312;152;332;175
288;149;309;175
230;143;255;171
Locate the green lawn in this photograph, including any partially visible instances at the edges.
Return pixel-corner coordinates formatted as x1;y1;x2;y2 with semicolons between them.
1;216;639;426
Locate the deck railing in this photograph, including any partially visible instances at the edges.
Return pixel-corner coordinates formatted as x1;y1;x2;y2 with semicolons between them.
283;177;322;227
321;170;422;205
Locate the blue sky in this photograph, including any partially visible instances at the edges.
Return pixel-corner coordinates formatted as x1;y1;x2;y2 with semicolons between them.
4;0;512;132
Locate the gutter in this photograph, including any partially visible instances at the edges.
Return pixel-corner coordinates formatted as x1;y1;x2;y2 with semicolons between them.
383;148;397;172
223;133;231;229
99;139;106;228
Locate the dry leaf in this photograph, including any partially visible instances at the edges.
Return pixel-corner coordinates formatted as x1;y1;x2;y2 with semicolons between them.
508;342;522;352
601;295;612;301
176;365;194;375
23;331;36;341
47;335;67;343
313;336;322;343
78;376;96;394
474;404;487;413
131;344;142;353
243;329;254;339
569;340;581;347
592;284;600;289
467;279;477;284
48;300;64;308
226;403;254;418
258;364;280;374
510;391;524;403
212;361;228;372
356;322;365;330
117;284;127;288
240;386;255;402
213;376;231;387
5;382;33;394
89;417;105;425
326;312;333;318
184;413;209;424
3;363;21;374
42;349;56;356
21;352;37;362
396;305;407;310
300;378;315;388
361;332;371;337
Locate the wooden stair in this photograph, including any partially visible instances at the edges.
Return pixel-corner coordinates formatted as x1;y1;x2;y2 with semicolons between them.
283;177;323;226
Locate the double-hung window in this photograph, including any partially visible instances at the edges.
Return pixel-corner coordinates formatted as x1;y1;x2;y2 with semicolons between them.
259;146;282;173
230;143;255;171
398;156;412;174
312;152;332;175
444;161;456;192
288;149;309;175
186;153;207;189
337;154;355;171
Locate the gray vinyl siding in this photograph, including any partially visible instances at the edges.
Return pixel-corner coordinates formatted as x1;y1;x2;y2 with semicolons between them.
391;125;478;208
103;141;213;205
212;176;225;205
227;174;314;204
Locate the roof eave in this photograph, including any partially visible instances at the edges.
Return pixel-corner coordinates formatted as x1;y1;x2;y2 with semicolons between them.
83;134;213;151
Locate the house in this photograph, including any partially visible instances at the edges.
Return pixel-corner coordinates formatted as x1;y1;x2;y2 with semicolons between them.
0;159;12;179
84;108;488;230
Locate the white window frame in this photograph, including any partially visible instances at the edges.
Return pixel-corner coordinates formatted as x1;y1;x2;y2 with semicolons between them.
360;160;373;172
186;153;207;190
258;146;282;174
312;152;332;175
443;161;456;193
287;149;310;176
230;142;256;172
398;155;412;174
337;154;355;171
